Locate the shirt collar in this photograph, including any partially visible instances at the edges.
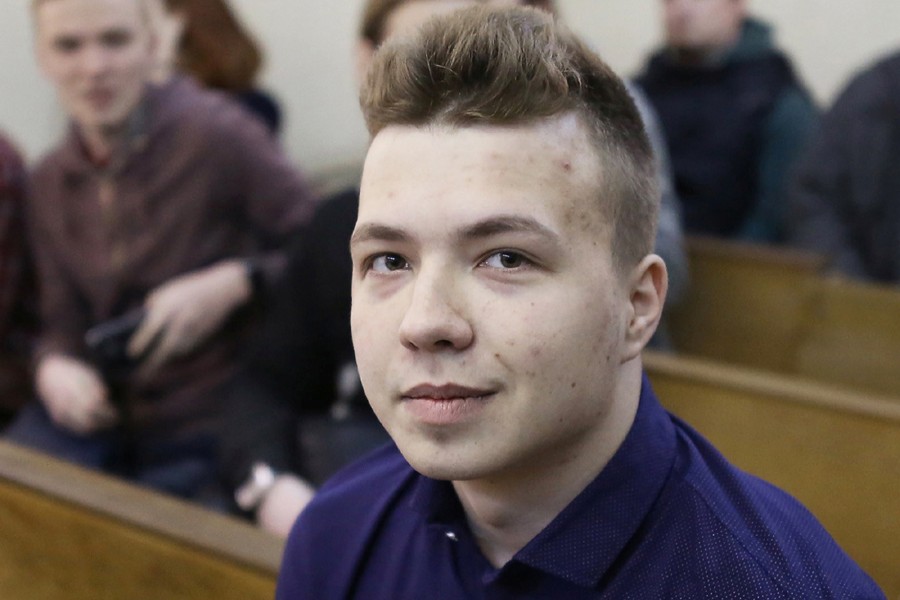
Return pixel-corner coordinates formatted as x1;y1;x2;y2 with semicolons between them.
409;372;677;588
55;82;163;176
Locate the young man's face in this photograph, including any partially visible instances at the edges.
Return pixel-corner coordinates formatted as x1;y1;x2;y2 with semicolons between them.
662;0;744;52
351;114;637;482
35;0;155;136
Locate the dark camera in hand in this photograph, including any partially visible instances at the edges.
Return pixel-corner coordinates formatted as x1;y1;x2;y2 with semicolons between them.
85;309;146;376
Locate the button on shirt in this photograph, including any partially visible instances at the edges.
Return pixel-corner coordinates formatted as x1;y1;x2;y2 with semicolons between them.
276;374;884;599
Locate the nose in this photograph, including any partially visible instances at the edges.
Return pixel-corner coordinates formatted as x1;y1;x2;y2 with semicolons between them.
398;266;474;352
80;44;112;78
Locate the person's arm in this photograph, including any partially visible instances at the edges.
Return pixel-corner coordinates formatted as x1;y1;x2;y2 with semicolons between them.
127;259;253;375
786;76;877;277
219;191;359;535
26;167;116;434
741;88;818;243
129;103;319;374
217;101;318;298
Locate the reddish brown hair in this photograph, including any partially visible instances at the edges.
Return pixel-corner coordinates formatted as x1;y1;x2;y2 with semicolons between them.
164;0;262;90
361;5;658;270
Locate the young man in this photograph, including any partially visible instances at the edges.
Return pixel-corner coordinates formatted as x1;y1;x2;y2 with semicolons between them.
6;0;314;504
276;6;882;598
223;0;687;538
637;0;817;242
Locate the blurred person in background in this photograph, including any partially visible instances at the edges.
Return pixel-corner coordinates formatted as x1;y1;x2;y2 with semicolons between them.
147;0;282;134
0;132;37;428
5;0;315;507
638;0;817;242
789;49;900;283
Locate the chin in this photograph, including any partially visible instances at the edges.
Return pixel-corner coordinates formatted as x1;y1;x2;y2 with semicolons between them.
394;438;477;481
406;459;479;482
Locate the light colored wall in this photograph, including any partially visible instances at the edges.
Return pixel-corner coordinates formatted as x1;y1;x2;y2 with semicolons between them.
2;0;899;181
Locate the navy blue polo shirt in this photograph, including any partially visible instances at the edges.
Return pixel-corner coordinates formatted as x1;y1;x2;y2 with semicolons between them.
276;374;884;599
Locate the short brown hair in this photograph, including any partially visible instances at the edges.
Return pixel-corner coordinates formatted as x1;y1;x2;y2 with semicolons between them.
360;5;658;270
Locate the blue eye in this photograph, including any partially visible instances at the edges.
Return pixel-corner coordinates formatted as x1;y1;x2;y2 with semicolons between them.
483;251;527;269
370;254;409;273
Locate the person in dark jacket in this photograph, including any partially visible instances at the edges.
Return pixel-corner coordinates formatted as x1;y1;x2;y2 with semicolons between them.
637;0;817;242
788;50;900;283
0;132;36;427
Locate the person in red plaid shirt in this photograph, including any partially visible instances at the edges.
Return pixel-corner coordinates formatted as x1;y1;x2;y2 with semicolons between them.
0;132;37;426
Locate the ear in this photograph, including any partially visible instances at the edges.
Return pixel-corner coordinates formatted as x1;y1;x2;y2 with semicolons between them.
354;39;377;91
621;254;668;362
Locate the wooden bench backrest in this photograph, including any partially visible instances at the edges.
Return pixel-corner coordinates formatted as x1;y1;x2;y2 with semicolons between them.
0;441;283;599
669;236;900;397
667;236;825;372
645;351;900;597
795;277;900;395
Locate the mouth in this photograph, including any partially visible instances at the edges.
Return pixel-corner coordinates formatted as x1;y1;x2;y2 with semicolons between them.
400;384;496;426
84;88;115;109
402;383;495;401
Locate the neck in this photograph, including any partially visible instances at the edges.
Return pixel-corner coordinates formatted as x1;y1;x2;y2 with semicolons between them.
452;362;643;567
79;124;127;164
669;44;731;67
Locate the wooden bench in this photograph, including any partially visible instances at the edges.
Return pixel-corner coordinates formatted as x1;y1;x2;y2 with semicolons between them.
667;236;900;397
0;441;283;599
645;350;900;597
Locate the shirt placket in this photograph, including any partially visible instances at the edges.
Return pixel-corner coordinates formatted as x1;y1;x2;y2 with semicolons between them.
98;174;127;273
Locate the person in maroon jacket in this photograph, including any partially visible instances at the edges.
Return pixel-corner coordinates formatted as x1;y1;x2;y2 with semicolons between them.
5;0;315;506
0;132;36;427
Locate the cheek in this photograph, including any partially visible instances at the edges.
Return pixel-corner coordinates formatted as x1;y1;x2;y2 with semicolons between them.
518;299;620;378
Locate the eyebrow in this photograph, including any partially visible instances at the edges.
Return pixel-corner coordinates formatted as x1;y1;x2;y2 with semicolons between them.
349;223;411;248
350;215;561;248
459;215;560;243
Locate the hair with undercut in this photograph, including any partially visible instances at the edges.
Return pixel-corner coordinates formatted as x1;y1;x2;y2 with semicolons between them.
360;0;555;47
360;5;658;271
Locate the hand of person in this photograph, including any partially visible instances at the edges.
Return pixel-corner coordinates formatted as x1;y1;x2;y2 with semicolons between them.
256;474;316;538
127;260;253;376
36;354;118;435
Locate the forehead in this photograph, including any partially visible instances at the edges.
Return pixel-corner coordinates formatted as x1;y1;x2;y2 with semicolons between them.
358;114;607;236
35;0;148;37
